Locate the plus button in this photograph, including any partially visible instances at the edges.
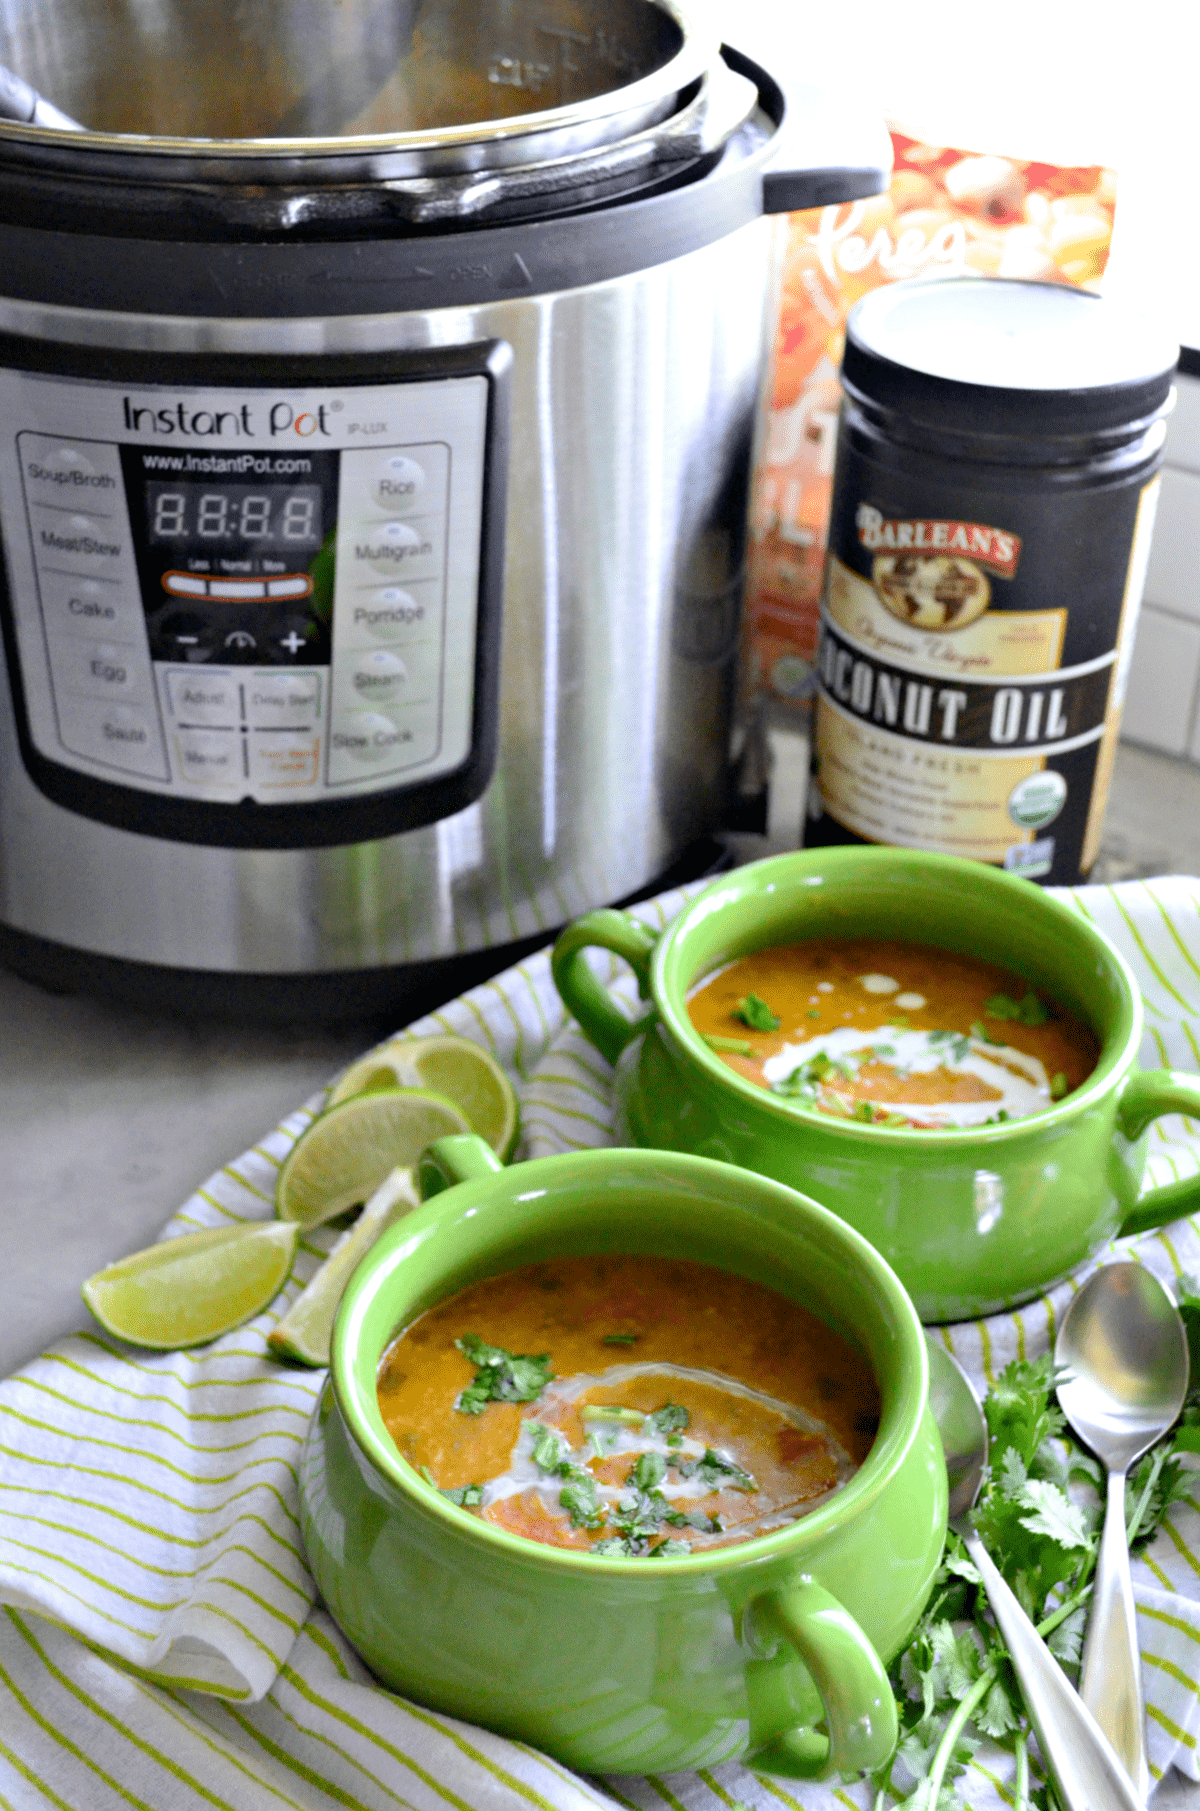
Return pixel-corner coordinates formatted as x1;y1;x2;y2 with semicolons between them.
279;631;307;656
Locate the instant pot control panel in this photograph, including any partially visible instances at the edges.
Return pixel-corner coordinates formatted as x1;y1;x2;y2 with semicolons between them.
0;344;509;847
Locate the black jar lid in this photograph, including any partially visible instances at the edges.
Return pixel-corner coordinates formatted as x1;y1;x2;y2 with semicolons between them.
842;278;1178;439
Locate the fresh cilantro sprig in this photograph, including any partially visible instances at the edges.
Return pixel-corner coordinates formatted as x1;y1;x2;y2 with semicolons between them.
454;1335;554;1414
733;993;780;1032
985;991;1050;1026
880;1326;1200;1808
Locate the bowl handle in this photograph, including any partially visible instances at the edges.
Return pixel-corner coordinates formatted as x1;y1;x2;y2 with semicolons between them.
1115;1070;1200;1238
551;909;659;1066
418;1134;504;1199
746;1580;898;1779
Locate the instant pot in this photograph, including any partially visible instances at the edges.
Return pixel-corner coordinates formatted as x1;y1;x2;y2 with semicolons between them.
0;0;889;1020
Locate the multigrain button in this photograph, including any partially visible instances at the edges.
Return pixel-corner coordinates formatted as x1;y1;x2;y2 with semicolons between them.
370;455;426;514
348;649;407;704
350;518;440;580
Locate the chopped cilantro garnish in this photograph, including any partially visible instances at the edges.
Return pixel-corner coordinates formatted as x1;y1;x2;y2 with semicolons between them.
970;1019;1004;1046
853;1099;875;1122
874;1044;897;1059
648;1538;691;1558
679;1447;758;1493
559;1471;606;1531
702;1033;754;1055
888;1013;910;1029
581;1404;645;1425
528;1422;566;1474
601;1331;639;1346
985;991;1049;1026
441;1482;484;1508
929;1029;971;1064
732;993;780;1032
629;1451;667;1493
454;1334;554;1414
1050;1072;1069;1100
645;1403;690;1438
807;1008;821;1020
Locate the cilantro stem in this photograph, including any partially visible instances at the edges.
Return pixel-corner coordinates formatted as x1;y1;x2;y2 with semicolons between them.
1015;1728;1029;1811
581;1405;645;1425
1125;1445;1166;1547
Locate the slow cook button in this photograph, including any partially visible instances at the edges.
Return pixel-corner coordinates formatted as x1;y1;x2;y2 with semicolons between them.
343;580;439;645
48;634;151;703
57;698;168;781
249;732;321;790
246;672;322;729
174;728;242;787
166;669;240;728
349;518;440;581
330;711;406;765
31;506;127;576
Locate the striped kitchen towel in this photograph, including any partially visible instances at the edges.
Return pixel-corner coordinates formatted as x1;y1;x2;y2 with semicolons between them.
3;875;1200;1809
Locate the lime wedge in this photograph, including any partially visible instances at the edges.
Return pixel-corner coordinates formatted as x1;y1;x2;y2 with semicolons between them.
327;1034;518;1159
276;1088;470;1226
269;1167;419;1367
82;1221;298;1350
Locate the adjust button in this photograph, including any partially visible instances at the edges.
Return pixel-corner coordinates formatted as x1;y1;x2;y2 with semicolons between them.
166;669;240;728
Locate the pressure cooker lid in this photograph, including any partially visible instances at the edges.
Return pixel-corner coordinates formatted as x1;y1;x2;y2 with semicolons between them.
0;0;714;170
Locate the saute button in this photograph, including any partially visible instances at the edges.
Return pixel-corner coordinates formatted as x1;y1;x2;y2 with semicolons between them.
370;455;426;514
57;698;168;780
174;728;242;787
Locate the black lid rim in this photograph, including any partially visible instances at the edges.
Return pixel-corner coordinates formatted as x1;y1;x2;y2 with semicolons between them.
843;278;1178;433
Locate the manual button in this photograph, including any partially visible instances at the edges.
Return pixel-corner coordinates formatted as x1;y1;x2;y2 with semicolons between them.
174;727;242;787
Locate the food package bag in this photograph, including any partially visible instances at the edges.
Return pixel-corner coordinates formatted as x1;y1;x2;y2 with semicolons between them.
743;132;1118;711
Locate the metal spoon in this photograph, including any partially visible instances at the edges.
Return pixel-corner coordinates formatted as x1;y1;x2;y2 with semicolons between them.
1056;1262;1190;1799
926;1337;1146;1811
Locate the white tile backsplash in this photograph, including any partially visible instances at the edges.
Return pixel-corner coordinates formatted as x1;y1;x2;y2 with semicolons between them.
1121;603;1200;755
1143;466;1200;621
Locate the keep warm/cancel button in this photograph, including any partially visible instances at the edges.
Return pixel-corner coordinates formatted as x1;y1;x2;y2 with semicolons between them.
327;707;436;783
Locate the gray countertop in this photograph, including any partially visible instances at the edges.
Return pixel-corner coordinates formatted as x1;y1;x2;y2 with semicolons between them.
2;739;1199;1804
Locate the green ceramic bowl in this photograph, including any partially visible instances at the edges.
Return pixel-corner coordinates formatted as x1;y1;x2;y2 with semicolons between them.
552;847;1200;1322
299;1139;947;1779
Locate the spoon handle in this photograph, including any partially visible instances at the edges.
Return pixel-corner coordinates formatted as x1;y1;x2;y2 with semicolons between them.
1081;1468;1150;1801
961;1528;1145;1811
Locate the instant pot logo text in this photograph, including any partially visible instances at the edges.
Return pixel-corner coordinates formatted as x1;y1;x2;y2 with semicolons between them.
856;505;1021;577
121;397;336;438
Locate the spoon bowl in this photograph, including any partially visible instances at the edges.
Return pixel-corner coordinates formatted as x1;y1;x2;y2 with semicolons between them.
1055;1261;1190;1797
925;1338;1145;1811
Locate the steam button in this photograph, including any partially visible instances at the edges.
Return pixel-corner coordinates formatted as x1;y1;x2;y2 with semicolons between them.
349;650;407;703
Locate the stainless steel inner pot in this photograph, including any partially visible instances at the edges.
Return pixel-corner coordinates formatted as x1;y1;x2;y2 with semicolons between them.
0;0;713;166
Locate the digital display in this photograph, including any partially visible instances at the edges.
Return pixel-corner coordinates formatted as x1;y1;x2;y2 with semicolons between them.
144;481;322;550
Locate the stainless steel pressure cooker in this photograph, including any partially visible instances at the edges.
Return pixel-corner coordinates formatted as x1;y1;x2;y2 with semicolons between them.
0;0;888;1020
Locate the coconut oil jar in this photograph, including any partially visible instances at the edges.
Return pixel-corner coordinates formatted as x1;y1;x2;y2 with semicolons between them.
804;278;1177;883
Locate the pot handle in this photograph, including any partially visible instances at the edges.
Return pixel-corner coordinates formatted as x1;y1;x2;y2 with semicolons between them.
551;910;660;1067
746;1581;898;1778
723;45;892;215
417;1134;504;1200
1115;1069;1200;1239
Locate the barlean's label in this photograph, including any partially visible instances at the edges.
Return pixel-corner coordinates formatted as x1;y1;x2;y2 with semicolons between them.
810;462;1161;884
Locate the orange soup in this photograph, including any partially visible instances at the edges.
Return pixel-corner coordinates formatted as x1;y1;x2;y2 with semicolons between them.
687;938;1098;1130
376;1255;879;1557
